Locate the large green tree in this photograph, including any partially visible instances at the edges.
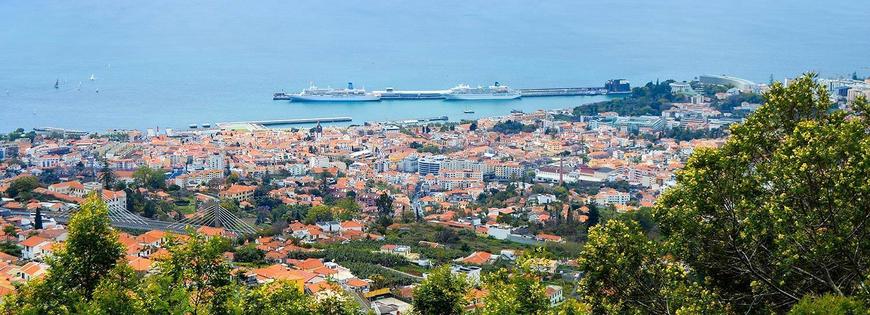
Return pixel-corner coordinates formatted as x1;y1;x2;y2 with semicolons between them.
654;74;870;311
48;193;124;298
2;193;124;313
143;232;235;314
481;255;551;315
235;281;309;315
132;166;166;190
412;265;469;315
6;176;38;200
98;163;115;189
577;220;723;314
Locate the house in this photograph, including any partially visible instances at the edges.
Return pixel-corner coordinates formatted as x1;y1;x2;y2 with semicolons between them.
16;262;48;281
47;181;86;198
20;236;50;260
591;188;630;206
545;285;564;306
136;230;168;256
458;251;494;265
197;226;234;239
316;221;341;233
344;278;370;293
450;265;482;284
536;233;564;243
219;184;256;202
250;264;305;291
532;193;558;204
486;225;512;240
371;297;413;315
340;220;364;233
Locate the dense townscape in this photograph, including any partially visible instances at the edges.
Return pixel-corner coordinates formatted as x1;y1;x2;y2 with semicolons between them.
0;74;867;314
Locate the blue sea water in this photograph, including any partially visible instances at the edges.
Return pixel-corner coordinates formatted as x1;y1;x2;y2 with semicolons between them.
1;0;868;132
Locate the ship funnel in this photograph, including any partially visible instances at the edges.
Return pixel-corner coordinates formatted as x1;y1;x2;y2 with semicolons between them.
348;82;354;90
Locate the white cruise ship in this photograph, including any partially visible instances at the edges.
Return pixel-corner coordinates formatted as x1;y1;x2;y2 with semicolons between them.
289;82;380;102
444;82;521;100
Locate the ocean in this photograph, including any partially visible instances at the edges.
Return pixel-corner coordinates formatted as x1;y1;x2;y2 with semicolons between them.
1;0;868;132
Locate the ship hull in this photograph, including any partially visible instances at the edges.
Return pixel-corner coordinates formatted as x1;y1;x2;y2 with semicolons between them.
444;93;521;100
289;95;381;102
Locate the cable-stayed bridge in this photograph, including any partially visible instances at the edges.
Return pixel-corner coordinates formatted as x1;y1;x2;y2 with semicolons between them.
31;201;257;236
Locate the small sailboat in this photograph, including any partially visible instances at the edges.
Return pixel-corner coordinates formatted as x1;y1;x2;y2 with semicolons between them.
89;74;96;81
54;79;59;89
463;109;474;114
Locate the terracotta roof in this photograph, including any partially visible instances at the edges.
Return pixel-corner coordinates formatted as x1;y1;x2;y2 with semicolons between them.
293;258;325;270
252;264;304;282
461;251;493;265
223;184;256;194
20;236;49;248
340;220;363;229
128;256;153;272
346;278;369;288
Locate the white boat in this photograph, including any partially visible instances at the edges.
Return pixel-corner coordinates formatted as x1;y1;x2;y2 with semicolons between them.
89;74;96;81
445;82;521;100
289;82;380;102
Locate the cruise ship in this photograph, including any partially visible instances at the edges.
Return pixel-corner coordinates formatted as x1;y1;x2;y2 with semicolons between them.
444;82;521;100
289;82;380;102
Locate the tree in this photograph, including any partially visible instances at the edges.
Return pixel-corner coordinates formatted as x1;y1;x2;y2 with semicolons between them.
225;172;239;185
577;220;723;314
376;192;393;217
551;299;592;315
333;198;360;221
304;205;334;224
237;281;309;315
234;244;265;263
85;265;146;314
34;207;43;230
98;164;115;189
310;290;359;315
143;232;235;314
654;74;870;311
133;166;166;190
4;194;124;313
585;203;600;228
412;266;469;315
3;225;17;238
48;194;124;297
788;294;866;315
481;255;551;315
6;176;38;200
374;192;394;232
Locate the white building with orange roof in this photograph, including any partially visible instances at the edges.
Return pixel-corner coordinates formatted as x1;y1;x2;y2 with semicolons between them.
47;180;86;198
14;262;48;281
591;188;630;206
20;236;50;260
219;184;256;202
